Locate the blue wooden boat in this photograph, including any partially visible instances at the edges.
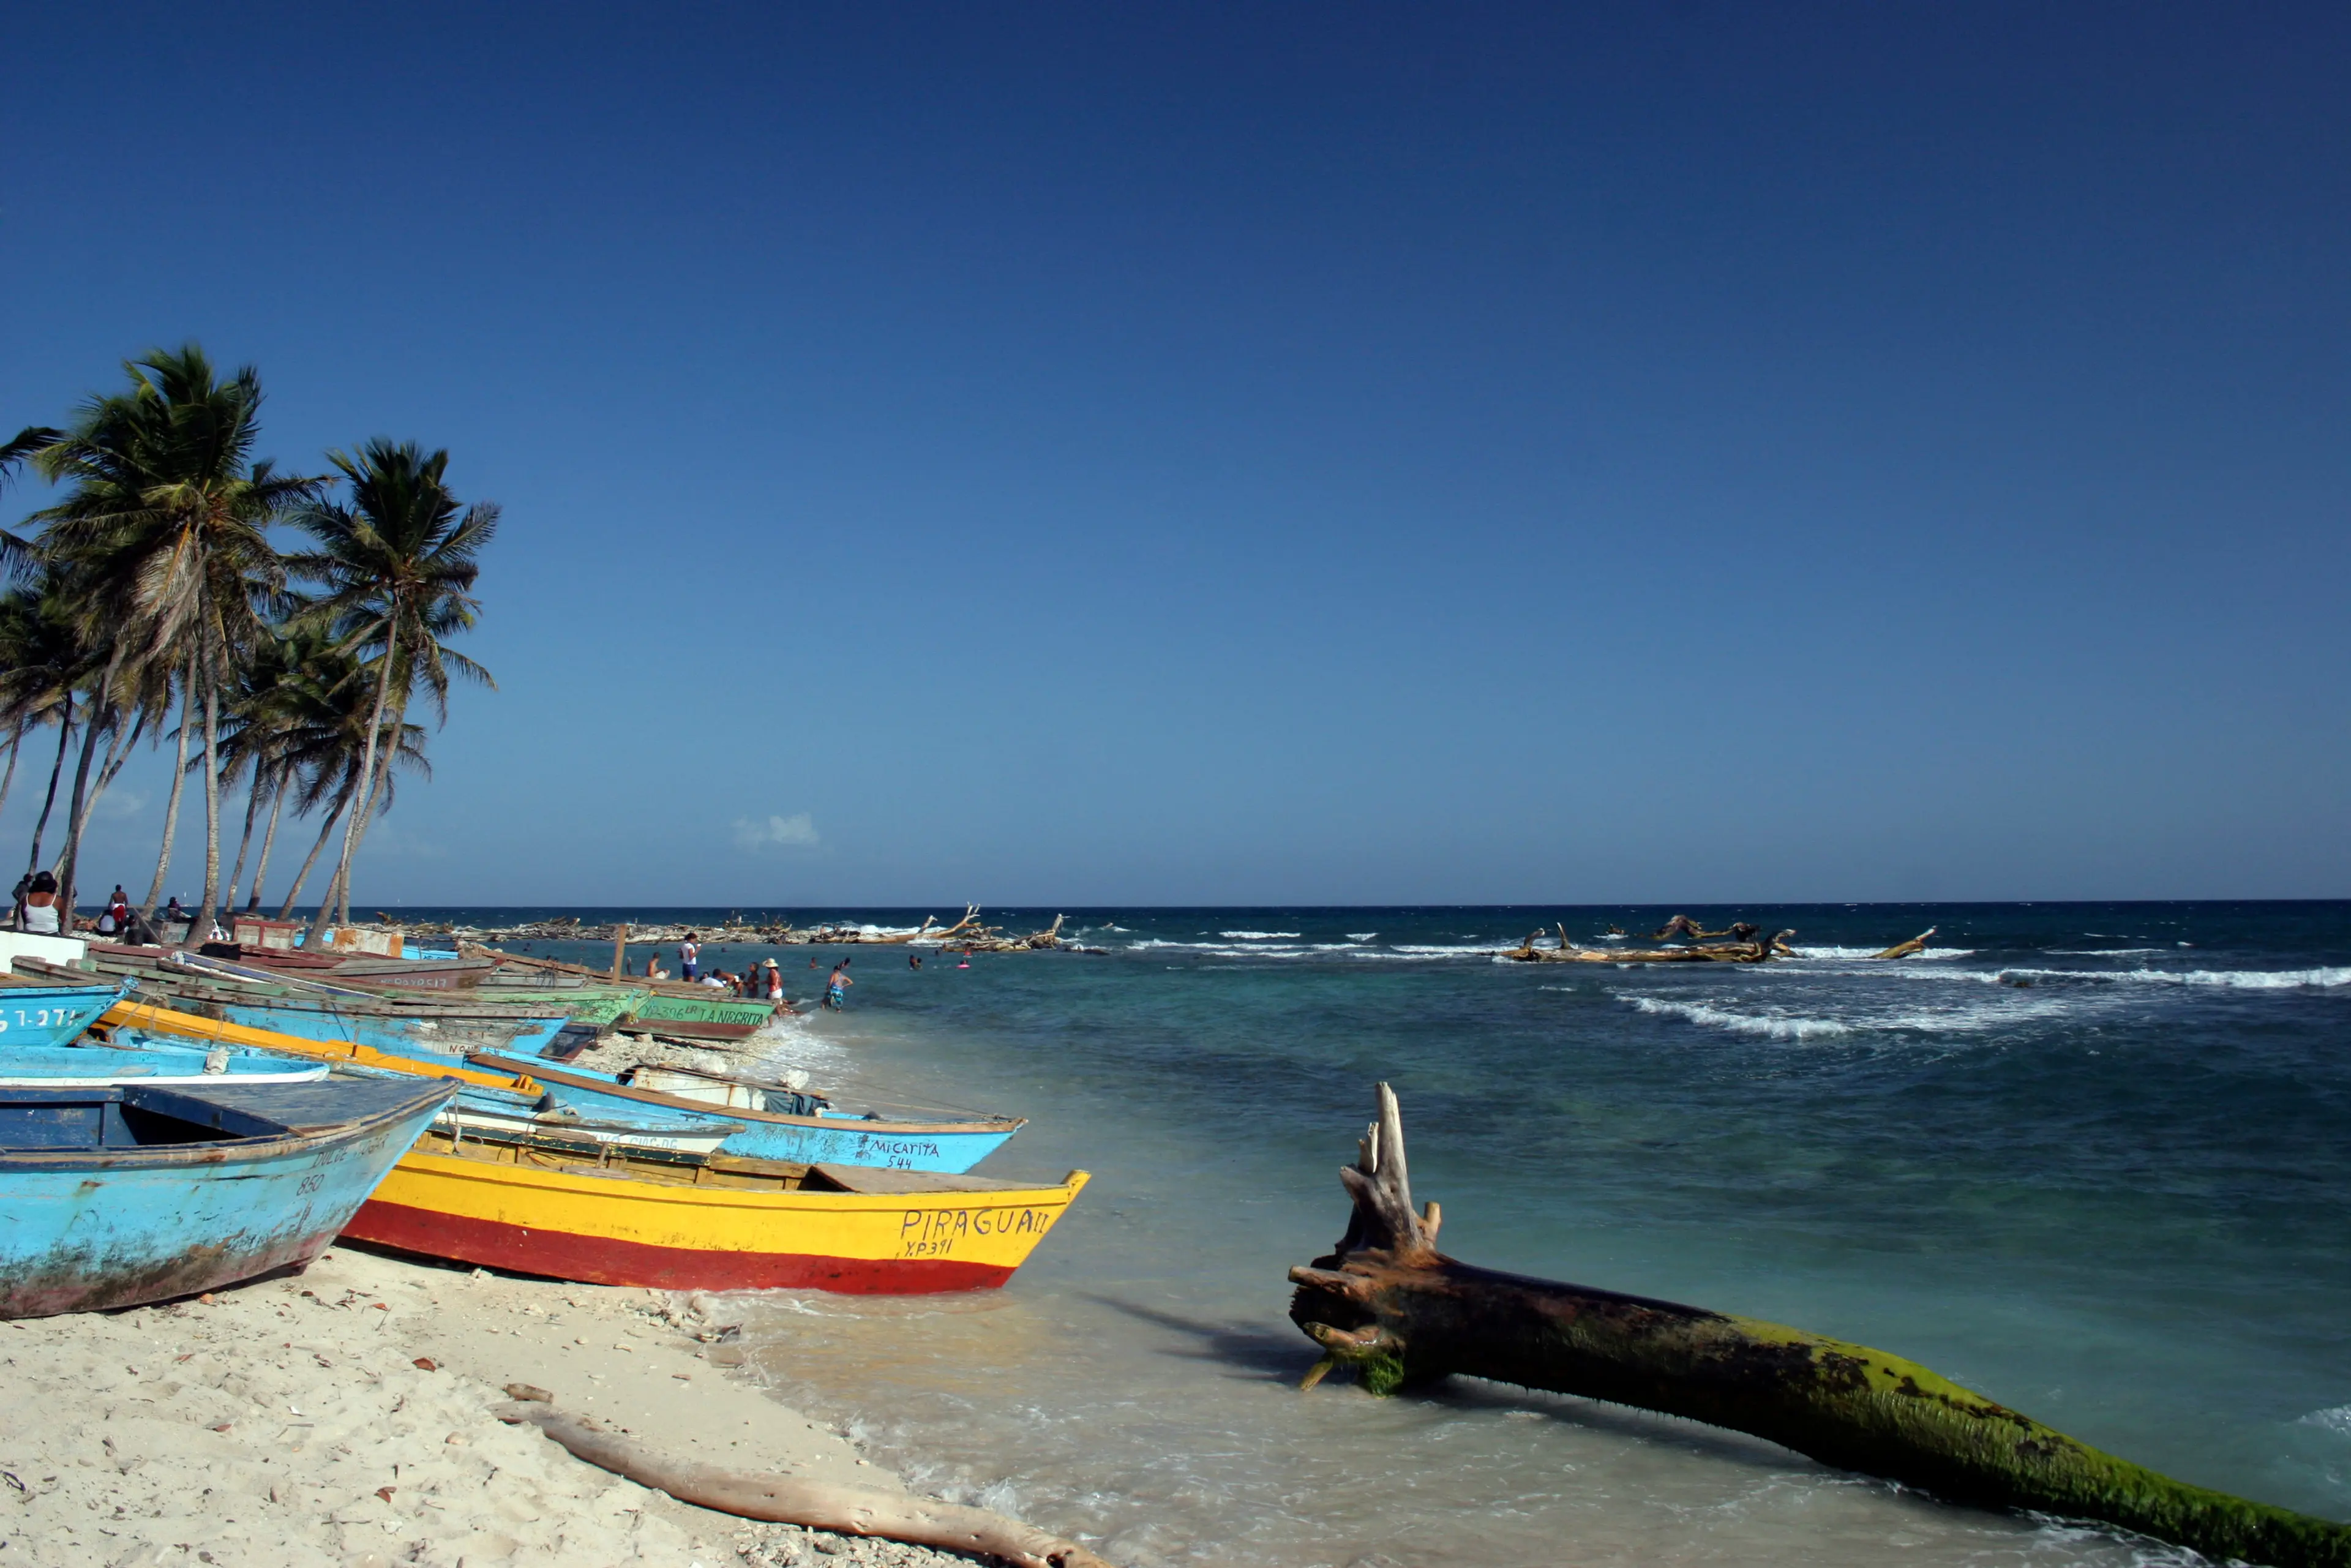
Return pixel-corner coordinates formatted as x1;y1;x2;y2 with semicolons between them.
0;1074;454;1316
469;1054;1025;1172
0;980;132;1048
209;998;568;1059
0;1041;328;1086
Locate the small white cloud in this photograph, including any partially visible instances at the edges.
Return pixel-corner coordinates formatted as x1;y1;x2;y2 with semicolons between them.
92;789;148;821
733;812;820;852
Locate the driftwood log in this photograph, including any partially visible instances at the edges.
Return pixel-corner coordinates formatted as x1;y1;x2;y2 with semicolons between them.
1288;1085;2351;1568
1507;924;1799;964
495;1401;1117;1568
1873;926;1937;959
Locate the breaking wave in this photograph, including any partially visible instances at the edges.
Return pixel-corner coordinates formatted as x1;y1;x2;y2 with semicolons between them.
1621;992;2064;1040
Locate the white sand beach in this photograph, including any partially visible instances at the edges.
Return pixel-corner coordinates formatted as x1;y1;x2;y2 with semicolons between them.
0;1246;989;1567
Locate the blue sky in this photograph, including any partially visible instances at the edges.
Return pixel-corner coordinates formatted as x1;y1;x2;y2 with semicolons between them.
4;2;2347;905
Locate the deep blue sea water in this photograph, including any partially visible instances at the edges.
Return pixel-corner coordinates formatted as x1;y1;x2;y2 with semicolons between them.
402;902;2351;1567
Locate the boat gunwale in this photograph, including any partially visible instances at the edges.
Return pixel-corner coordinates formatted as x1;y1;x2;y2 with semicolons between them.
480;1055;1026;1135
397;1141;1088;1212
0;1078;456;1173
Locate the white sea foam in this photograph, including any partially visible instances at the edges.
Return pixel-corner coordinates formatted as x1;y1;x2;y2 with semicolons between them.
1387;942;1509;955
2045;948;2166;956
2300;1406;2351;1436
1993;966;2351;989
1219;930;1301;940
1345;932;1378;942
1622;991;2063;1040
1625;997;1853;1040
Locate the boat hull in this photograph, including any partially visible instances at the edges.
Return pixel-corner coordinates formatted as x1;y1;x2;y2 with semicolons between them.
214;1000;566;1059
0;1081;451;1317
343;1149;1086;1294
0;983;129;1048
477;1056;1022;1172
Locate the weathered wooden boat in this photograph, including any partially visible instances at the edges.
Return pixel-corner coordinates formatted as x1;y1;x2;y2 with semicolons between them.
618;992;779;1041
343;1123;1088;1292
0;978;132;1048
331;955;497;991
0;1074;455;1316
0;1040;328;1086
471;1053;1025;1172
438;1102;743;1155
199;995;568;1059
102;1001;543;1094
105;1002;778;1153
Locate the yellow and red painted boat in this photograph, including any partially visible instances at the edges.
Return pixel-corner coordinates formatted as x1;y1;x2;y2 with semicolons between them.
342;1123;1088;1293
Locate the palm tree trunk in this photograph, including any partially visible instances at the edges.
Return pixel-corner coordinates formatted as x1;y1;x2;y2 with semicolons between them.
306;640;398;947
226;776;262;918
26;698;73;876
141;653;197;920
246;765;287;913
80;708;148;823
52;708;107;932
198;644;223;929
0;726;23;822
277;797;348;921
58;663;138;889
328;720;401;928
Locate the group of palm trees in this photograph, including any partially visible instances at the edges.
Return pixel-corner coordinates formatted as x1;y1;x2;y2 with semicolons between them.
0;344;493;945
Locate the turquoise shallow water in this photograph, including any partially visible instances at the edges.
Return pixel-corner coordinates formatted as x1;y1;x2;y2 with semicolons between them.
461;902;2351;1566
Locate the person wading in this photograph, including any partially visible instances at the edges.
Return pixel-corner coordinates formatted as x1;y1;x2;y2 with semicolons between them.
825;959;853;1011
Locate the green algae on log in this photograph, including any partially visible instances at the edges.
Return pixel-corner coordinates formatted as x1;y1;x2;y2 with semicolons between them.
1288;1084;2351;1568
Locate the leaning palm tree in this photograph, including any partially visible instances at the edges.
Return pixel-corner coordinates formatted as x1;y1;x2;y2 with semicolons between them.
26;345;317;922
290;440;492;943
266;639;430;921
216;621;337;915
0;572;97;878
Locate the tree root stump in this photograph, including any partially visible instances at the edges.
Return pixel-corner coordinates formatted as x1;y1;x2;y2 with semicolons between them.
1288;1084;2351;1568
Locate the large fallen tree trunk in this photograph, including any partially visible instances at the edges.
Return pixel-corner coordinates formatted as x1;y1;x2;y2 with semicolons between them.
1288;1085;2351;1568
1507;924;1797;963
495;1401;1117;1567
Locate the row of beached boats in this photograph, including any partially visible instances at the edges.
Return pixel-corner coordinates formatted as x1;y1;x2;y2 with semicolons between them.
0;934;1086;1318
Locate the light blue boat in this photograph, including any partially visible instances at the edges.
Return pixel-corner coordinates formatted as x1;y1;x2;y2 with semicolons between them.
472;1054;1026;1172
0;1041;329;1086
0;980;131;1048
0;1074;454;1317
210;998;568;1060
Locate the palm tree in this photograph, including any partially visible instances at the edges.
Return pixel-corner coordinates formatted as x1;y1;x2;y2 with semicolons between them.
0;425;61;579
0;573;96;879
264;637;430;920
291;440;492;942
216;622;334;915
27;346;318;923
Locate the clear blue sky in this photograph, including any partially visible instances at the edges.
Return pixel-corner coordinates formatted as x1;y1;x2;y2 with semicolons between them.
5;2;2347;906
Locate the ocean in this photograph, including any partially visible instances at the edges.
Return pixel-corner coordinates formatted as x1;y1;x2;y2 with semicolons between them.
442;901;2351;1567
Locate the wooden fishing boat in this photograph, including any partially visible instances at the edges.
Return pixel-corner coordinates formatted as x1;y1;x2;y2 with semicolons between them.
471;1054;1025;1172
0;978;131;1048
102;1000;542;1094
343;1123;1088;1292
0;1075;454;1317
0;1041;327;1087
437;1103;742;1155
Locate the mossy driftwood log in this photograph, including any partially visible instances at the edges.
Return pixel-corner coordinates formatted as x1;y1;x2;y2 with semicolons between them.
1287;1085;2351;1568
495;1401;1117;1568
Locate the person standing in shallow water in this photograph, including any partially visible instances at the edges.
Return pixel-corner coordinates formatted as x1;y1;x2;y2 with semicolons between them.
679;932;699;981
825;959;852;1010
